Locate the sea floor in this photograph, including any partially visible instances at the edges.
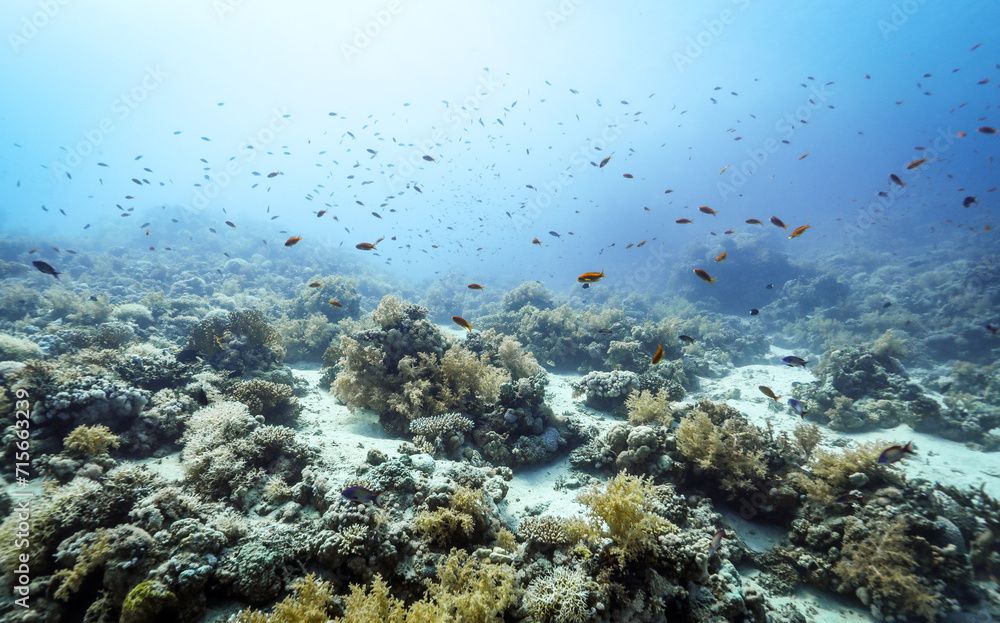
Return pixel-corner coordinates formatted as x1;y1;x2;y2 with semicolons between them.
112;349;1000;622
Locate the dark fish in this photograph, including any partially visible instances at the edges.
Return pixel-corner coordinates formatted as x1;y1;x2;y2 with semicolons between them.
597;328;613;335
225;221;236;228
782;355;808;368
833;493;865;505
341;486;384;508
31;260;61;279
371;212;382;219
787;398;808;418
882;302;892;309
549;231;560;237
678;335;695;345
765;283;773;289
84;224;90;229
174;348;200;363
750;308;759;315
877;441;916;465
267;172;280;178
963;196;977;207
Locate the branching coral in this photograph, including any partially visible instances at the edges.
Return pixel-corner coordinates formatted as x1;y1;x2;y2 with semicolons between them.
523;566;594;623
576;472;675;567
226;379;302;423
833;516;941;621
674;401;768;495
234;574;334;623
518;515;590;546
184;308;285;373
624;388;675;426
63;424;121;457
792;440;889;502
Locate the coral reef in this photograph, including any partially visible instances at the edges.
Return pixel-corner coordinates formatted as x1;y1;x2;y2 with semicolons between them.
183;308;285;374
226;379;302;423
674;401;769;497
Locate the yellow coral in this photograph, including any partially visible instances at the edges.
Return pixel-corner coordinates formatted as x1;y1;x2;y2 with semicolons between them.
576;473;675;567
624;389;674;426
235;574;335;623
675;407;767;494
63;424;120;457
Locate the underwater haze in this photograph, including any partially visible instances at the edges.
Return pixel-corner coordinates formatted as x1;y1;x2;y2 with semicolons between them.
2;1;1000;622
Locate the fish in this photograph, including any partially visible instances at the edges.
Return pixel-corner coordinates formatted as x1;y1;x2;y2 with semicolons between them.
745;219;762;225
788;223;811;239
987;324;1000;335
883;302;892;309
765;283;773;289
750;308;759;316
285;236;302;246
31;260;61;279
699;206;718;217
798;153;809;160
597;328;614;335
174;348;200;363
889;174;907;187
787;398;808;418
532;238;542;246
714;252;726;262
877;441;916;465
341;485;384;508
676;218;693;224
963;196;977;207
549;231;561;238
467;284;483;290
317;210;328;217
719;165;729;174
708;529;726;555
769;216;787;229
977;126;997;134
577;269;604;283
599;156;612;168
452;316;474;331
356;237;385;251
422;155;435;162
906;158;928;170
678;335;695;345
225;221;236;228
328;300;342;308
371;212;382;219
267;172;280;178
308;282;322;288
833;493;865;505
623;173;634;179
758;386;780;401
693;268;716;285
782;355;808;368
651;344;664;365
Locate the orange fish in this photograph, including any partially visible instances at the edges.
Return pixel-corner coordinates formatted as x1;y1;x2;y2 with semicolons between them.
723;229;735;234
745;219;762;225
623;173;634;179
719;165;729;175
798;153;809;160
577;269;604;283
889;174;907;187
789;224;811;239
758;385;780;401
284;236;302;246
788;223;811;238
532;238;542;246
651;343;664;365
636;240;647;247
769;217;787;229
599;156;612;168
714;252;726;262
906;158;928;170
356;236;384;250
317;210;327;217
309;282;322;288
328;300;342;308
699;206;718;217
468;283;483;290
452;316;474;331
676;218;693;224
957;131;967;138
693;268;716;285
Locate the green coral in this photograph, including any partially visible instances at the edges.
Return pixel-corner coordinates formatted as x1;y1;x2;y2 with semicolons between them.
120;580;178;623
0;333;43;361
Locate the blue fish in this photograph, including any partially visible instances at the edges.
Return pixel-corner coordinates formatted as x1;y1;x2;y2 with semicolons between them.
787;398;808;418
341;486;384;508
782;355;808;368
